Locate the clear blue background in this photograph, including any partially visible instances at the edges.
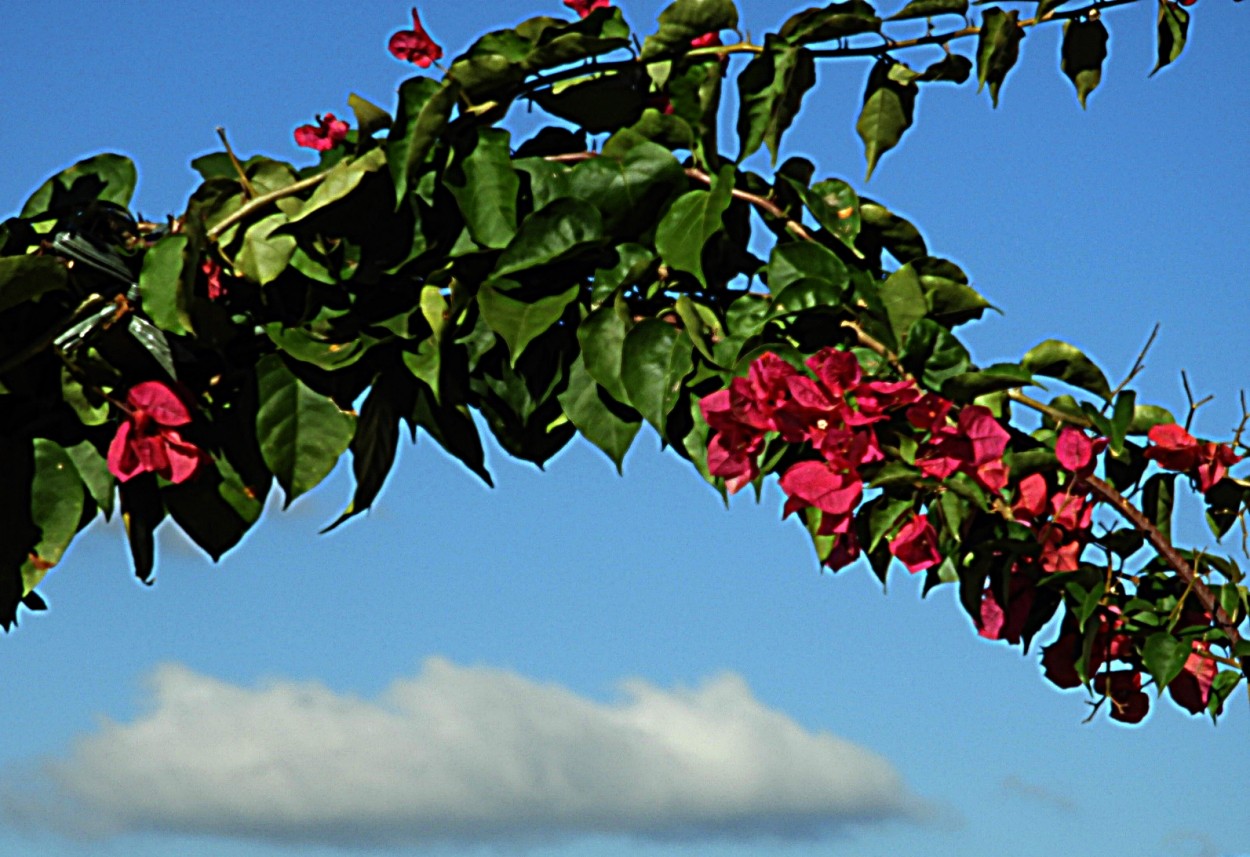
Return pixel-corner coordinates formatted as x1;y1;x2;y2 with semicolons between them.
1;2;1248;856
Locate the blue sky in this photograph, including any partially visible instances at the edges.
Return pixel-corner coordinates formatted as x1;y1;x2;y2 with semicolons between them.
2;2;1248;856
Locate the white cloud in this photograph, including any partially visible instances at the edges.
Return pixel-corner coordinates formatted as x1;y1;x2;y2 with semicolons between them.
6;659;922;848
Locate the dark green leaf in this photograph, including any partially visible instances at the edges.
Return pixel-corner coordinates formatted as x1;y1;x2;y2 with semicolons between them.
119;475;163;584
919;54;974;83
1109;389;1136;454
348;92;392;137
445;128;520;250
0;255;69;313
255;355;357;506
857;60;918;180
1142;472;1176;542
620;318;695;435
769;277;847;317
1151;1;1189;77
1021;339;1112;400
1205;479;1245;540
288;147;388;223
386;78;459;201
735;36;817;163
65;439;113;516
566;138;686;235
641;0;740;60
410;387;493;486
976;7;1026;107
879;264;928;348
478;282;578;366
493;198;605;278
531;70;648;134
778;1;882;44
164;456;263;560
21;440;85;593
235;214;297;285
901;318;972;388
654;165;735;285
1127;404;1175;435
1061;18;1109;108
579;301;635;404
766;241;848;293
558;353;642;472
889;0;968;20
941;363;1034;401
21;153;138;218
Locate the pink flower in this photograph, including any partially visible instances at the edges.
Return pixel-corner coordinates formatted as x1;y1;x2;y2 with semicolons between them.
107;381;205;484
780;460;863;523
977;573;1034;644
916;405;1011;494
201;257;225;300
1143;423;1242;492
888;514;940;573
564;0;610;18
690;32;722;49
293;113;349;152
1168;641;1219;715
389;7;443;68
1055;426;1106;477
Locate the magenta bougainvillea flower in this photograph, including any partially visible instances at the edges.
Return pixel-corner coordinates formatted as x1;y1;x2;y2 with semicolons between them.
293;113;349;151
201;257;225;300
107;381;205;484
388;7;443;67
690;32;722;49
888;514;940;573
564;0;611;18
1055;426;1106;477
1168;641;1219;715
1143;422;1242;492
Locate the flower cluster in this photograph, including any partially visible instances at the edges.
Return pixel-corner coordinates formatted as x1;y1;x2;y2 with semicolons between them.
294;113;349;152
107;381;205;484
1143;422;1241;493
388;7;442;68
700;348;989;572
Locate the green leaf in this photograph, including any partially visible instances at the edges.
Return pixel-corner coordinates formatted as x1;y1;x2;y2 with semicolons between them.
941;363;1034;401
386;78;459;201
1127;404;1175;435
620;318;695;436
1061;18;1109;108
1204;478;1244;540
781;176;863;254
1142;632;1191;690
641;0;740;60
163;457;263;561
654;165;736;286
266;324;371;371
288;147;388;223
1021;339;1112;401
857;199;928;265
445;128;520;250
917;265;993;326
235;214;297;285
20;440;85;592
735;36;817;163
558;353;642;472
348;92;393;137
976;7;1026;107
769;277;847;317
324;369;415;532
919;54;974;84
0;255;69;312
20;153;137;218
138;234;189;335
493;198;605;278
1151;0;1189;77
901;318;972;389
255;355;357;506
566;138;687;235
409;387;493;487
889;0;968;20
879;264;928;348
65;439;113;516
1142;472;1176;542
119;475;163;584
578;301;635;404
857;60;918;180
478;282;578;366
531;70;649;134
767;242;848;293
778;1;882;44
1109;389;1136;454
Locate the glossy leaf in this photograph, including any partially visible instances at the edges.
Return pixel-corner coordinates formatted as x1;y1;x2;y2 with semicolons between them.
566;138;687;235
1142;632;1191;690
857;61;918;180
558;353;642;472
235;214;297;286
288;148;388;223
386;78;459;201
493;198;605;278
857;198;928;265
1061;18;1109;108
778;1;882;44
445;128;519;250
255;355;357;506
901;318;972;389
348;92;392;138
138;234;189;335
976;7;1025;107
889;0;968;20
164;457;263;561
1021;339;1112;401
941;363;1034;401
767;241;848;293
640;0;740;60
620;318;695;435
578;301;635;404
478;282;578;366
654;165;735;285
879;264;928;348
735;36;817;164
21;440;85;593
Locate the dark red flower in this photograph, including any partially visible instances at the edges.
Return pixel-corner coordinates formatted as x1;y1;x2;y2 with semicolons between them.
1041;632;1083;689
1094;670;1150;724
389;7;443;68
563;0;610;18
889;514;941;573
780;460;863;523
293;113;349;152
977;573;1034;644
107;381;205;484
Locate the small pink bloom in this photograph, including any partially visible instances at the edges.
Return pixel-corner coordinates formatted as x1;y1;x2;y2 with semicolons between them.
977;574;1034;644
888;514;941;573
107;381;205;484
201;257;225;300
563;0;610;18
779;460;863;522
690;32;722;49
906;393;953;433
1055;426;1106;476
1143;423;1201;471
1168;641;1219;715
294;113;350;152
389;7;443;67
1012;473;1049;523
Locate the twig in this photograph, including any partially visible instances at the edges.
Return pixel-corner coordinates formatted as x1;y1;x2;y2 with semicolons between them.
205;172;327;242
216;127;257;200
1103;323;1158;410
